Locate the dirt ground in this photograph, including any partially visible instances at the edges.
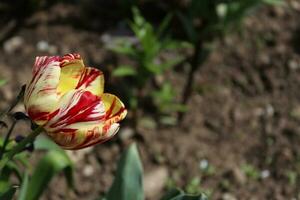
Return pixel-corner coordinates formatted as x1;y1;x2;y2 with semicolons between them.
1;1;300;200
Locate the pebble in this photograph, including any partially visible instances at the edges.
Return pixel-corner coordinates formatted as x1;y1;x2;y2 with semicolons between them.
288;60;299;70
119;127;134;141
260;169;270;179
290;105;300;119
36;40;58;54
4;36;24;53
83;164;94;177
222;193;237;200
232;167;247;185
265;104;274;117
199;159;209;170
37;40;49;51
144;167;168;199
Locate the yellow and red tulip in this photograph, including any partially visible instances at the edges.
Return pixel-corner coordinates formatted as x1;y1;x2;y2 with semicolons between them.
24;53;127;150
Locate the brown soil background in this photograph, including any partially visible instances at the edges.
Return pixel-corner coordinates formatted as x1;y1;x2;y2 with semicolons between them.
1;1;300;200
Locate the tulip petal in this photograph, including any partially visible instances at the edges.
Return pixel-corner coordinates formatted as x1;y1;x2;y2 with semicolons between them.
44;89;114;149
25;56;61;125
101;93;127;127
57;54;85;95
76;67;104;96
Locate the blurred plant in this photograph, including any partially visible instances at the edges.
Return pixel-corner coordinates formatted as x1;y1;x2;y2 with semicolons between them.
0;79;6;87
286;170;297;186
175;0;282;120
185;177;201;195
241;163;260;180
108;7;188;127
102;143;207;200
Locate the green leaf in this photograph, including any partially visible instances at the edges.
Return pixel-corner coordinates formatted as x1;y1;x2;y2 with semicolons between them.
0;187;16;200
23;150;73;200
161;188;208;200
112;65;137;77
18;173;29;200
106;143;144;200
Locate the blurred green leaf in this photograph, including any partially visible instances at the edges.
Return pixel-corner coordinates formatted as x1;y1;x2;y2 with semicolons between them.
161;188;208;200
0;161;23;193
18;173;29;200
106;143;144;200
157;13;173;38
176;12;198;42
112;65;137;77
0;187;16;200
0;171;10;194
34;135;64;153
159;56;185;72
23;150;73;200
0;79;6;87
109;38;137;57
262;0;283;5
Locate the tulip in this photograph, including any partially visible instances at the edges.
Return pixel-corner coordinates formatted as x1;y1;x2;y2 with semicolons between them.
24;53;127;149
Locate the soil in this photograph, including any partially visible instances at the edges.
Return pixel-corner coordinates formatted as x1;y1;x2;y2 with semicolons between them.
1;1;300;200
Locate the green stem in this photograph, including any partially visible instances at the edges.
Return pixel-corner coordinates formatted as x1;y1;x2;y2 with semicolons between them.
0;85;26;120
0;126;43;172
0;120;17;159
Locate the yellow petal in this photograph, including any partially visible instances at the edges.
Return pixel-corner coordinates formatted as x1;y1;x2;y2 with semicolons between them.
48;122;119;150
24;56;61;125
101;93;127;126
57;54;85;95
76;67;104;96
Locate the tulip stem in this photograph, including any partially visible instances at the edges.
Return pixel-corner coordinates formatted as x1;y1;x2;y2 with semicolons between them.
0;126;43;172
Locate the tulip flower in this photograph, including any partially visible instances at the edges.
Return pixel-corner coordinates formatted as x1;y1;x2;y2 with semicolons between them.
24;53;127;149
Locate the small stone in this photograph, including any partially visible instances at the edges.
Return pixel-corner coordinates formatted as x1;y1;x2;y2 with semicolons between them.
232;167;247;185
37;40;49;51
4;36;24;53
265;104;274;117
259;54;270;65
288;60;299;70
83;165;94;177
119;127;134;141
260;169;270;179
199;159;209;170
222;193;237;200
290;106;300;120
144;167;168;199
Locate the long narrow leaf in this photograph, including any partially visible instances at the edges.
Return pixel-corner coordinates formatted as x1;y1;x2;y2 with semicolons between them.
18;172;29;200
106;143;144;200
24;151;73;200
